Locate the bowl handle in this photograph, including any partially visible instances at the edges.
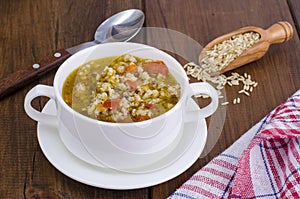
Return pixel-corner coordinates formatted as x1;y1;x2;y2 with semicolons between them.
184;82;219;122
24;85;57;124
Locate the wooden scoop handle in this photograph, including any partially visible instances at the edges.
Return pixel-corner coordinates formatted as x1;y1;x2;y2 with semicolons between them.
265;21;293;44
200;21;294;74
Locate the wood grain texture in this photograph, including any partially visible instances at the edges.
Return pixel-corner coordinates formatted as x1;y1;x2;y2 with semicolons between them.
145;0;300;198
0;0;299;198
288;0;300;38
0;0;147;198
0;49;71;99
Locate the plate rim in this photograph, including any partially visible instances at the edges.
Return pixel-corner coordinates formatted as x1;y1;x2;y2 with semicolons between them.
37;99;207;190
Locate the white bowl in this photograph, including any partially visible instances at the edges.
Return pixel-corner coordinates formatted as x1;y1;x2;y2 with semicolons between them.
24;42;218;171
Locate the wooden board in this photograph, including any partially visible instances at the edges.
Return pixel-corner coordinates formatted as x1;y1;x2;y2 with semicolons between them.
0;0;299;198
144;0;300;198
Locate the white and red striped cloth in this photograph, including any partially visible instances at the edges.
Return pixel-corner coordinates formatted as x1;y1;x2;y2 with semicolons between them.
168;90;300;199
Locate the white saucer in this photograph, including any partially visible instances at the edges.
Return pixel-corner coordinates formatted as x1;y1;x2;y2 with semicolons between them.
59;120;105;168
37;100;207;189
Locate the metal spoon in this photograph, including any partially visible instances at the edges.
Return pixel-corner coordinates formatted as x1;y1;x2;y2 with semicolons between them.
0;9;145;99
67;9;145;54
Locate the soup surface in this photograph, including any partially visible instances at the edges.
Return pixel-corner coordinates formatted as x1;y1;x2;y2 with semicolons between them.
62;54;181;122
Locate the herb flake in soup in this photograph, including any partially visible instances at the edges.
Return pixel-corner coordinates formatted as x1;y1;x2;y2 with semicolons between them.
62;54;181;123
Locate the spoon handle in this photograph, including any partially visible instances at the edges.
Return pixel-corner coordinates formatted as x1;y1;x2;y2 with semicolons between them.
0;49;71;100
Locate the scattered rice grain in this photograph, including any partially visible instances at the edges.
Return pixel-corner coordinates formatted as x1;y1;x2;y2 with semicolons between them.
244;85;250;91
221;102;229;106
195;94;210;98
243;90;250;96
233;98;237;104
183;31;260;105
231;80;239;85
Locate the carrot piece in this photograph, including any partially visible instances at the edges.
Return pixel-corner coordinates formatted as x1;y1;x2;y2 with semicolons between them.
103;99;120;110
143;61;169;75
125;64;138;73
125;80;142;90
145;103;159;109
137;115;150;122
96;103;105;112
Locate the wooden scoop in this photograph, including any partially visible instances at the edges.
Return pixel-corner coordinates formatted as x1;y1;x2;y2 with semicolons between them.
199;21;294;74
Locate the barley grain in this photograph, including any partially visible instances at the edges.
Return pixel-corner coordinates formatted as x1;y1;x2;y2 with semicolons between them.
183;31;260;105
221;102;229;106
231;80;239;85
243;90;250;96
233;98;237;104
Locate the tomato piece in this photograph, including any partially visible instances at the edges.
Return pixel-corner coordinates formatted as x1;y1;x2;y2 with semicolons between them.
125;64;138;73
145;103;159;109
137;115;150;122
143;61;169;75
103;99;120;110
125;80;142;90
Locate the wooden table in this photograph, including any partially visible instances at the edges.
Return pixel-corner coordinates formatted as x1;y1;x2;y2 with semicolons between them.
1;0;299;198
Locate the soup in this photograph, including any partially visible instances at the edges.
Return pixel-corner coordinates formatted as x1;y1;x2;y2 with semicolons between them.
62;54;181;122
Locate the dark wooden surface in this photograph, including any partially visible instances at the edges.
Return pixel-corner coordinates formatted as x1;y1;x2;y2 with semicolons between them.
0;0;299;198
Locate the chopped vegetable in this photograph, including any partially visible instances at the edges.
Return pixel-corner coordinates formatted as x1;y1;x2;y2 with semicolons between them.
103;99;120;110
125;63;138;73
145;103;159;109
143;61;169;75
125;80;142;90
137;115;150;122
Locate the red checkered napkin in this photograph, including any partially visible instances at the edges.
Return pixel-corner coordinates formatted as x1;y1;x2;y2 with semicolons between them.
168;90;300;199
